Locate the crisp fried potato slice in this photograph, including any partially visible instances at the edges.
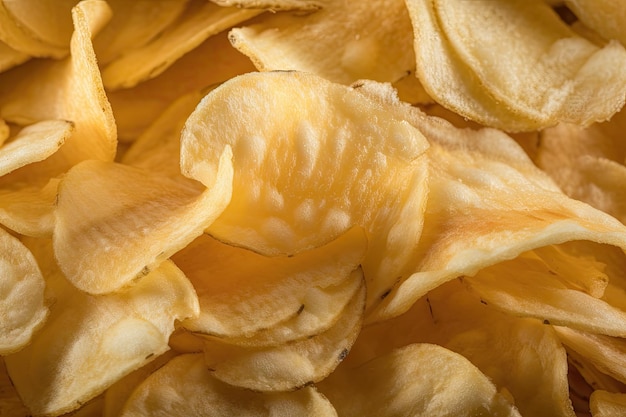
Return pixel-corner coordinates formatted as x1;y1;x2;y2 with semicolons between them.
229;0;415;85
107;29;255;141
565;0;626;46
6;238;199;417
93;0;189;65
54;151;232;295
101;0;261;90
350;82;626;323
203;282;364;391
210;0;321;11
181;71;429;309
0;178;59;237
0;120;73;177
590;390;626;417
345;280;576;417
0;0;116;173
120;353;338;417
0;227;47;354
0;40;28;73
174;226;365;342
406;0;626;131
319;343;521;417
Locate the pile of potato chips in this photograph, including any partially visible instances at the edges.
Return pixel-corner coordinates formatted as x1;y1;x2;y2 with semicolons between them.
2;0;626;416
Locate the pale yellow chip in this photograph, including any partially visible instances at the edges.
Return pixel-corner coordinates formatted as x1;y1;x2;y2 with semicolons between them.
6;238;199;417
106;30;256;141
0;178;59;237
0;120;73;177
53;151;232;295
120;353;338;417
590;390;626;417
344;279;575;417
101;0;261;90
175;226;365;343
0;227;47;355
181;71;429;311
93;0;189;65
405;0;626;131
203;282;364;391
319;343;521;417
229;0;415;85
565;0;626;46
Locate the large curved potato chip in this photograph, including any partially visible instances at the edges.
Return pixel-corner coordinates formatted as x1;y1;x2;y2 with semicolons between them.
229;0;415;85
101;0;261;90
319;343;522;417
352;83;626;323
54;150;232;295
0;227;47;355
120;353;338;417
174;226;366;342
6;238;199;417
203;282;364;391
344;280;576;417
181;71;429;309
406;0;626;131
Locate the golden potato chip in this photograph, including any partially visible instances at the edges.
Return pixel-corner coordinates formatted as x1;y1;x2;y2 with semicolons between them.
345;280;575;417
0;227;47;355
0;178;59;237
108;30;255;142
405;0;626;131
210;0;321;11
181;71;429;310
101;0;261;90
590;390;626;417
229;0;415;85
93;0;189;65
0;120;73;177
203;282;364;391
319;343;521;417
0;40;29;73
350;82;626;323
120;353;338;417
0;118;8;145
174;226;365;343
567;348;626;394
565;0;626;46
6;238;199;416
54;151;232;294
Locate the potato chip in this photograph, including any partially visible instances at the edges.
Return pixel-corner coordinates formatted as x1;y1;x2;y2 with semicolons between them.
53;151;232;294
350;82;626;323
405;0;626;131
174;226;365;343
0;40;28;73
590;390;626;417
0;120;73;177
344;280;576;417
181;71;429;310
319;343;521;417
120;353;338;417
107;30;255;141
0;227;47;355
229;0;415;85
565;0;626;46
93;0;189;66
210;0;321;11
101;0;261;90
0;178;59;237
567;348;626;394
6;238;199;416
203;282;364;391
